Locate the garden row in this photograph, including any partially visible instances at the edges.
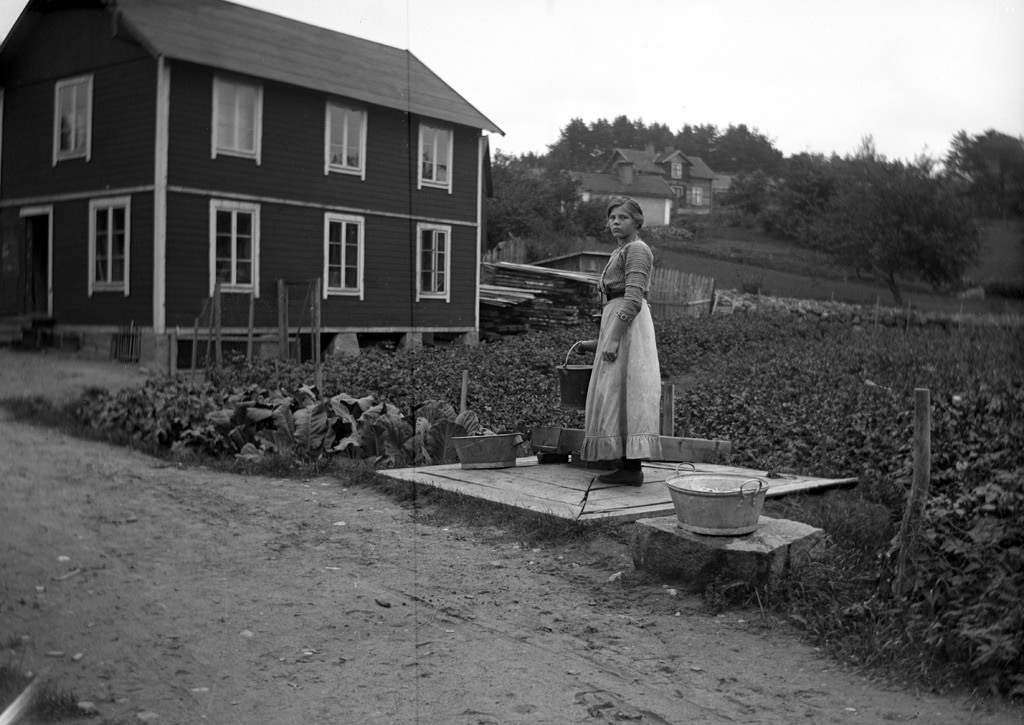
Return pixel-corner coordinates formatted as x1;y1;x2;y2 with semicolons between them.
72;313;1023;697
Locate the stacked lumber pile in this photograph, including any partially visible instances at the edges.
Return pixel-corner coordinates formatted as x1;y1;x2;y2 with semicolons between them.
479;262;601;335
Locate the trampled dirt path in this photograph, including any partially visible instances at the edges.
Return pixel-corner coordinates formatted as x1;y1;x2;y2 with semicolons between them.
1;349;1021;724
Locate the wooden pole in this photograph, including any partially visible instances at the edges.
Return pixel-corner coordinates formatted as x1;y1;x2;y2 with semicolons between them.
191;315;199;385
205;294;214;369
246;290;255;361
313;278;322;392
460;370;469;413
660;383;676;436
277;279;288;361
894;388;931;597
213;278;223;368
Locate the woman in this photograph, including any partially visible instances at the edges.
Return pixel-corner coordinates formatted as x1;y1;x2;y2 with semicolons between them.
577;196;662;485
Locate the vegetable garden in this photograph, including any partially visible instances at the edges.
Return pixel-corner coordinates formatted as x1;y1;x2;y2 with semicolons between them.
70;312;1023;698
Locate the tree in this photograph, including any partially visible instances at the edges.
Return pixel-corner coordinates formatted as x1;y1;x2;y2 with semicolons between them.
809;151;980;306
710;124;785;173
485;152;582;247
944;129;1024;219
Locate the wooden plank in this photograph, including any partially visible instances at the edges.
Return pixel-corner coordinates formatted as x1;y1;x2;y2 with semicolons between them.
381;459;858;523
657;436;732;462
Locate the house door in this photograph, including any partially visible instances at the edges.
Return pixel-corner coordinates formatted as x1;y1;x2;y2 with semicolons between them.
21;210;52;316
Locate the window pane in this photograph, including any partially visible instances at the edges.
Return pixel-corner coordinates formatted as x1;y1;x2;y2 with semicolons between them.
236;212;252;239
346;110;363;167
329;268;342;288
236;85;256;152
215;259;232;281
344;266;357;288
236;261;251;285
217;84;236;149
236;235;252;264
435;130;449;182
73;83;89;150
111;258;125;283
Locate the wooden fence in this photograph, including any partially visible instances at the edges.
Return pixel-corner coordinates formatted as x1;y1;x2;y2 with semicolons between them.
648;267;716;318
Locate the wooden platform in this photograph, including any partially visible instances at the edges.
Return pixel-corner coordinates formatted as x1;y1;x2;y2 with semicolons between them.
381;458;857;523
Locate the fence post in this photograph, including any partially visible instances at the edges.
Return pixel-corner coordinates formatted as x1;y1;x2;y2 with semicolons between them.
894;388;931;598
460;370;469;413
247;290;255;361
213;278;223;368
191;315;200;385
277;279;289;361
312;278;322;391
660;383;675;436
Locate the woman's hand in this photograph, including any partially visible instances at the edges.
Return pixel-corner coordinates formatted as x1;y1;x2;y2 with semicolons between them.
602;339;620;363
576;339;598;353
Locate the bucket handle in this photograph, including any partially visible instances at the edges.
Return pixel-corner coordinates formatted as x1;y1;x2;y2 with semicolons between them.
739;478;766;504
674;462;697;475
564;341;583;367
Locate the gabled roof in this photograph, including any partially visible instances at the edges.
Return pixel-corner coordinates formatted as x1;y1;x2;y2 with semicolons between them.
607;148;663;174
571;171;675;199
602;147;715;180
4;0;502;134
685;156;715;180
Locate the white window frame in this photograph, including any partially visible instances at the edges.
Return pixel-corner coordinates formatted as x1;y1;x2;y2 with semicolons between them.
691;187;703;206
88;196;131;296
212;75;262;164
324;102;367;179
53;75;93;165
415;222;451;302
209;199;260;295
323;213;364;299
417;122;453;192
671;161;683;179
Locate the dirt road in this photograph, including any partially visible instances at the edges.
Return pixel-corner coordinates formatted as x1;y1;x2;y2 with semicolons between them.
1;349;1020;724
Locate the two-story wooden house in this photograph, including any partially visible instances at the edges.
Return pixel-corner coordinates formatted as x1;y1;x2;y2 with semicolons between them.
0;0;501;368
600;144;715;216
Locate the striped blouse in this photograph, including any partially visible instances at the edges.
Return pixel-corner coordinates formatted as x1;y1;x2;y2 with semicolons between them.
598;240;654;324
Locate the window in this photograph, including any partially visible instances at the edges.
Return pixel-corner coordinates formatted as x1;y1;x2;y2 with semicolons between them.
210;200;259;294
416;223;450;301
690;187;703;206
54;75;92;164
212;76;262;162
324;213;364;298
671;161;682;179
418;123;452;191
88;197;129;295
325;103;366;177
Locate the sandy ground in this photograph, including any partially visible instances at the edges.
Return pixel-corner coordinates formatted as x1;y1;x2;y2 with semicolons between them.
1;348;1022;725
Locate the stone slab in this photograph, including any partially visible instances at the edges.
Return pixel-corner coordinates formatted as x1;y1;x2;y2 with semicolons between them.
629;515;825;591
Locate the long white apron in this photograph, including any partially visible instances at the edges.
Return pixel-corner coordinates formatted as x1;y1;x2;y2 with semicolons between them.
580;298;662;462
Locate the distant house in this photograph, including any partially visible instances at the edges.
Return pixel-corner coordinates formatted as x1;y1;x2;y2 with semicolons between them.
570;170;676;227
601;144;716;216
0;0;501;368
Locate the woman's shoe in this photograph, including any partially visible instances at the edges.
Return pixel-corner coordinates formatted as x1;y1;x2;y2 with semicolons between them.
597;469;644;486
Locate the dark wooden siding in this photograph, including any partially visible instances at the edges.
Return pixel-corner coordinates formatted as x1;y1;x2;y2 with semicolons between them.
167;62;480;223
163;192;210;327
163;193;477;329
49;195;153;326
0;57;157;199
164;61;480;331
0;8;151;87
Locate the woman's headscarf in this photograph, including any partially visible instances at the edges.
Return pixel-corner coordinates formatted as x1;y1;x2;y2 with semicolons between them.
605;196;644;230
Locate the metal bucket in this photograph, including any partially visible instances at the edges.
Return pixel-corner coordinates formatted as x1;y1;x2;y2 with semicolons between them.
452;433;523;469
556;342;592;410
665;466;768;536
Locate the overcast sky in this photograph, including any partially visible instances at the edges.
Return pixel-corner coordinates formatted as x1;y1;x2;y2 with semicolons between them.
2;0;1022;162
